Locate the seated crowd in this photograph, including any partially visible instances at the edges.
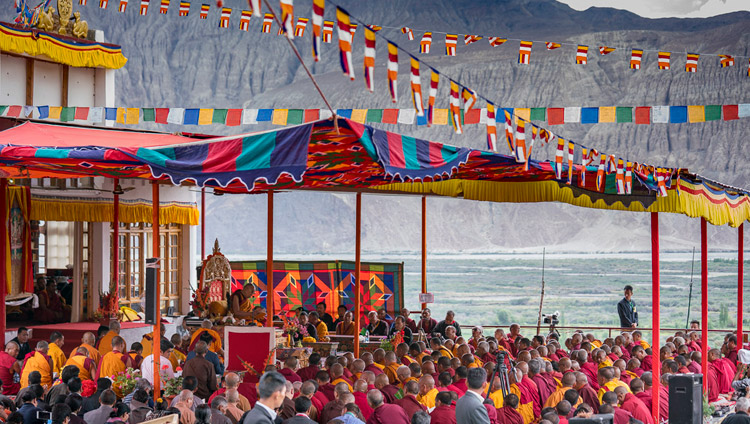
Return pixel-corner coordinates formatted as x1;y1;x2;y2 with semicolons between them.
0;309;744;424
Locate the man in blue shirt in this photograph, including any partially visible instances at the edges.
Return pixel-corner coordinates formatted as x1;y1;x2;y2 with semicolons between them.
617;285;638;328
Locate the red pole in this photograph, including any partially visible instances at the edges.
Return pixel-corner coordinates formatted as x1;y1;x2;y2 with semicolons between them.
201;187;205;259
739;223;744;351
266;190;274;327
701;217;708;393
650;212;660;423
0;179;7;346
353;193;362;358
421;196;427;311
152;182;161;402
113;179;120;306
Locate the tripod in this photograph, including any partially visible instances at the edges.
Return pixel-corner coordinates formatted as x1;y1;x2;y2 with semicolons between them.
485;351;512;400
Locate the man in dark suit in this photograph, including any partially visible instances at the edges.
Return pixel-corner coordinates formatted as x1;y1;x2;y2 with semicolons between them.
455;368;490;424
241;371;287;424
283;397;316;424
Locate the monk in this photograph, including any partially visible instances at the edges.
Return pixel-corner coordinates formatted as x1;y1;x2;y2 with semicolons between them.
383;351;402;385
169;334;187;370
509;369;534;424
140;324;167;357
128;342;144;370
74;332;101;366
64;347;97;381
615;386;652;424
529;358;555;406
47;332;67;376
596;367;630;403
20;341;53;388
98;336;132;379
517;362;542;418
430;392;456;424
367;389;410;424
330;363;353;392
416;375;439;408
335;311;356;336
395;380;427;420
544;372;581;408
229;283;255;320
707;348;733;401
430;338;454;359
498;393;524;424
0;342;21;395
632;374;668;423
189;319;224;357
98;321;121;357
34;278;72;323
574;372;600;414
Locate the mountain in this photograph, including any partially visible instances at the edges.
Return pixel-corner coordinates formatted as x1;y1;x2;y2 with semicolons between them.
5;0;749;255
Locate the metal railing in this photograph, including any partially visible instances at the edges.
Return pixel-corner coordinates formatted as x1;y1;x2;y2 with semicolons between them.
461;324;741;340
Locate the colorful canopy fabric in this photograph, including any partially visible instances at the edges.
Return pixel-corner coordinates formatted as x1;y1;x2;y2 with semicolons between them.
0;117;747;226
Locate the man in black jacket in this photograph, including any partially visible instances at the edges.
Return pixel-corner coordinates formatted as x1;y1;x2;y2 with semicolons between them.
617;285;638;329
241;372;287;424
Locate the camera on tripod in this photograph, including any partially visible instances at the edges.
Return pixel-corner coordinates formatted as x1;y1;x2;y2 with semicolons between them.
542;311;560;325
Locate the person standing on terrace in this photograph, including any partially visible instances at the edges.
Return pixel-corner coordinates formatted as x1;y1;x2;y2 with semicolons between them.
617;285;638;329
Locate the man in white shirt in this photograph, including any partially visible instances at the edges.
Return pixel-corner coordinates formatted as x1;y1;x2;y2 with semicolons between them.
141;339;175;386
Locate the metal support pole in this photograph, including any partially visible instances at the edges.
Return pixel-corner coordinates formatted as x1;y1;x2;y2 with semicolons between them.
113;179;120;306
267;191;274;327
152;181;161;402
354;193;362;357
650;212;660;424
739;223;744;351
0;179;7;346
701;217;708;393
421;196;427;311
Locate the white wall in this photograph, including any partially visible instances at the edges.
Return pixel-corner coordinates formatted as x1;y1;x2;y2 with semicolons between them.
68;67;96;108
0;54;27;105
32;60;62;107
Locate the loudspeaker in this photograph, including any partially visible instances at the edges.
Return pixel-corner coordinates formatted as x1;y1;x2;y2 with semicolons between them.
569;414;614;424
669;373;703;424
144;258;159;324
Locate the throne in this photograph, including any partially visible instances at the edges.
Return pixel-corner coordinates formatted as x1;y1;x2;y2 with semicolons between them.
198;239;232;309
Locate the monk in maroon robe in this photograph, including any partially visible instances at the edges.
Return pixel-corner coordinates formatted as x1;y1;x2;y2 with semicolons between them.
497;400;524;424
617;389;653;424
354;390;374;420
367;391;409;424
394;388;426;421
430;392;456;424
574;372;600;414
520;374;542;418
632;377;668;423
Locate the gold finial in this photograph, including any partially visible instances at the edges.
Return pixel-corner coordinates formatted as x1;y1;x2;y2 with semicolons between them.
56;0;72;35
213;239;221;255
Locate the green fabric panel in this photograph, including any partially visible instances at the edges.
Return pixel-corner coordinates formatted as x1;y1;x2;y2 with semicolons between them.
142;108;156;122
401;136;420;170
616;107;633;123
366;109;383;123
60;107;75;122
0;106;7;115
212;109;228;124
441;144;459;164
530;108;546;121
35;149;70;159
136;147;176;167
704;105;721;121
237;133;275;170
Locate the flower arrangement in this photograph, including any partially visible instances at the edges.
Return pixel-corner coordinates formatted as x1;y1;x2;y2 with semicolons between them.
379;330;404;352
238;347;277;378
96;279;120;322
81;379;97;397
281;316;308;347
163;376;184;397
190;285;212;318
112;368;141;397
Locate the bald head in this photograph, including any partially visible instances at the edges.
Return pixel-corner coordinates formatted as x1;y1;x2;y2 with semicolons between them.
561;372;576;388
82;332;96;345
354;379;368;393
361;371;376;385
225;373;240;388
330;363;344;378
374;374;390;390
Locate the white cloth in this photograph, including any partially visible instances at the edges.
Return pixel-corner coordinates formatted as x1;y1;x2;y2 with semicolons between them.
5;294;37;308
739;104;750;118
397;109;416;125
140;354;174;386
738;349;750;365
652;106;670;123
242;109;259;125
564;107;581;123
167;108;185;125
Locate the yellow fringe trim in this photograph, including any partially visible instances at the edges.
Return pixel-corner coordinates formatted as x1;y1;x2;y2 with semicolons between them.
0;24;127;69
30;198;199;225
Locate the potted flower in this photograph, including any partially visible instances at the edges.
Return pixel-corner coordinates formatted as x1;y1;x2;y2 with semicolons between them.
163;375;183;404
112;368;140;398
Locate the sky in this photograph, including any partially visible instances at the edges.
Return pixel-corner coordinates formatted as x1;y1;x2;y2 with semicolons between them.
558;0;750;18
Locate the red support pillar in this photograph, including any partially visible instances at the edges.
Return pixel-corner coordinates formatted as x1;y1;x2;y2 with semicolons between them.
113;179;120;306
266;190;274;327
739;223;744;352
0;179;7;347
201;187;206;260
650;212;661;423
353;193;362;358
701;217;708;393
421;196;427;311
152;181;161;402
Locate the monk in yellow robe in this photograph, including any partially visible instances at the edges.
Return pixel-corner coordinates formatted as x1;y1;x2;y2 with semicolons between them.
189;320;224;356
74;332;101;367
98;321;121;357
140;324;166;357
168;334;187;370
383;352;402;385
20;341;53;388
429;339;453;359
309;313;329;342
416;375;439;408
330;364;353;391
596;367;630;403
98;336;132;380
544;373;581;408
64;347;98;381
229;283;255;320
48;332;67;376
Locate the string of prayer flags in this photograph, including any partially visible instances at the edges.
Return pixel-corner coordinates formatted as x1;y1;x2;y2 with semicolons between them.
219;8;230;28
322;21;333;43
488;37;506;47
387;42;398;103
630;49;642;69
279;0;293;39
295;17;308;37
719;55;734;67
514;118;527;163
599;46;615;55
363;26;376;92
449;80;463;134
445;34;457;56
401;27;413;40
625;161;633;194
139;0;148;15
504;110;514;153
261;13;273;32
427;69;439;126
686;53;699;72
239;11;251;31
311;0;324;60
118;0;127;12
576;45;588;64
658;52;671;69
336;7;354;80
519;41;532;64
178;1;188;16
461;87;476;113
420;32;432;53
410;57;423;116
546;42;561;50
250;0;260;17
199;4;208;19
566;141;574;184
464;35;482;45
554;138;564;179
596;154;606;191
368;25;381;32
486;102;497;151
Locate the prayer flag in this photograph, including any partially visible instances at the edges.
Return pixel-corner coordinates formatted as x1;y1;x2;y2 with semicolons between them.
525;125;537;171
615;158;625;194
580;148;588;187
748;58;750;77
445;34;457;56
464;35;482;45
200;3;209;18
387;41;398;103
546;42;561;50
280;0;294;39
179;1;189;15
261;13;273;32
504;109;514;154
140;0;149;15
630;49;642;69
461;87;476;113
322;20;333;43
449;80;462;134
368;25;381;32
719;54;734;67
420;32;432;53
685;53;699;72
118;0;127;12
198;108;213;125
295;17;308;37
159;0;168;13
658;51;671;70
514;118;527;163
80;0;87;5
401;27;414;40
75;107;90;121
239;10;251;30
486;101;497;151
250;0;260;17
427;69;439;126
311;0;324;60
596;154;606;191
488;37;506;47
410;57;423;117
576;45;588;64
566;141;574;184
363;26;376;92
625;162;633;194
219;8;230;27
348;23;357;38
519;41;532;64
656;169;668;197
554;138;564;180
599;46;615;55
99;0;108;9
336;7;354;80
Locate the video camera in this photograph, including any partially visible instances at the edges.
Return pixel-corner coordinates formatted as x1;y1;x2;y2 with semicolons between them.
542;311;560;325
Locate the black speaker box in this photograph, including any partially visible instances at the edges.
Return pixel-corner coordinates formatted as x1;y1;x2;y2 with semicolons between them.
144;257;159;324
669;373;703;424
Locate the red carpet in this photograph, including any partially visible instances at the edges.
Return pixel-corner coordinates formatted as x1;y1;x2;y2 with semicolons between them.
8;322;151;357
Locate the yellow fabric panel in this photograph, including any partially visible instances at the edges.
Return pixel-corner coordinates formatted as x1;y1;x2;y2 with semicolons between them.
599;106;616;123
0;25;127;69
198;109;213;125
48;107;62;120
515;108;531;121
116;107;126;124
29;198;199;225
272;109;289;125
350;109;367;123
688;105;705;123
432;109;449;125
126;108;140;124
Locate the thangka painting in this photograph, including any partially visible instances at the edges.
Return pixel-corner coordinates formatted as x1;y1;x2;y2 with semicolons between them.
228;260;403;318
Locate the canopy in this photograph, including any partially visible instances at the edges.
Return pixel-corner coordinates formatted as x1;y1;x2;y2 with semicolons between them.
0;118;747;226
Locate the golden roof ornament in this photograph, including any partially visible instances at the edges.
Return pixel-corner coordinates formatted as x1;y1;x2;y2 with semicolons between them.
17;0;90;39
57;0;72;35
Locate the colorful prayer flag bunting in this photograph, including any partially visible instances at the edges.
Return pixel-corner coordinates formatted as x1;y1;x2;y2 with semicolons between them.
630;49;642;69
239;10;251;30
178;1;189;16
445;34;457;56
596;154;606;191
420;32;432;54
546;42;561;50
554;138;564;180
686;53;699;73
80;0;87;5
461;87;476;113
615;158;625;194
486;102;497;152
514;118;527;163
410;57;423;117
449;80;462;134
140;0;149;15
363;26;376;92
159;0;168;13
250;0;260;17
504;110;514;154
464;35;482;45
118;0;127;12
295;17;308;37
566;141;574;184
656;169;668;197
579;148;588;187
280;0;294;39
658;51;671;70
387;41;398;103
199;3;209;19
401;27;414;40
599;46;615;55
625;161;633;194
488;37;507;47
337;7;354;81
219;8;230;28
519;41;532;64
427;69;439;126
576;45;588;64
99;0;108;9
261;13;273;32
311;0;324;60
322;20;333;43
719;54;734;67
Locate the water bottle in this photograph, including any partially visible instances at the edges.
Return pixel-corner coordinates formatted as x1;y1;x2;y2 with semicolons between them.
365;330;370;343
